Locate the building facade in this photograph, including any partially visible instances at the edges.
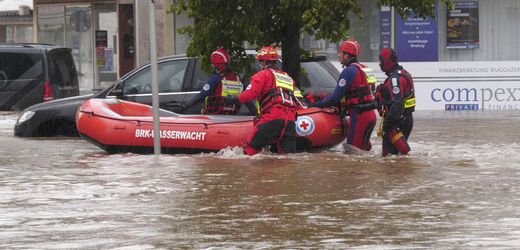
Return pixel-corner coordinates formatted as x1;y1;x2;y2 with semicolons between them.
305;0;520;63
32;0;520;110
305;0;520;111
32;0;190;92
0;6;33;43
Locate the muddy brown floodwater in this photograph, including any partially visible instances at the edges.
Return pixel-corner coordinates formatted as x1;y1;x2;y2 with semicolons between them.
1;110;519;249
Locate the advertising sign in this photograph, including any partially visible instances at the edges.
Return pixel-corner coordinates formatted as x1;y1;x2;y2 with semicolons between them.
417;80;520;111
396;3;438;61
347;61;520;111
95;30;108;47
403;61;520;111
380;6;392;50
447;1;479;48
95;30;107;67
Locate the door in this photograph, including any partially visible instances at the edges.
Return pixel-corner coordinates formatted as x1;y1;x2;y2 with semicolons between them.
118;4;135;77
94;3;118;90
47;48;80;98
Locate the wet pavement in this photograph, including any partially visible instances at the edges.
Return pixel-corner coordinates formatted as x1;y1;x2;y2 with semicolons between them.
1;110;519;249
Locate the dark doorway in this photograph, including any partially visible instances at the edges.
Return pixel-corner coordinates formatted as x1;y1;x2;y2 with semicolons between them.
118;4;135;76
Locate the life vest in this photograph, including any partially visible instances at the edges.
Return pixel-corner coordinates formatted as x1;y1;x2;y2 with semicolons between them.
258;69;296;114
362;66;377;95
340;63;375;109
390;69;415;112
362;67;377;85
203;73;243;114
293;87;308;110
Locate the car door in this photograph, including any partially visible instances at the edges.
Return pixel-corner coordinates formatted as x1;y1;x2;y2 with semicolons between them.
115;58;191;111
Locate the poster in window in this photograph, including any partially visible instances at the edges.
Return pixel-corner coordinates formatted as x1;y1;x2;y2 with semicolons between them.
96;30;107;67
447;1;479;48
396;3;439;62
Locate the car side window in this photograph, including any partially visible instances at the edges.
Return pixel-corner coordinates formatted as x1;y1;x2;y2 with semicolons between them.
190;60;209;91
301;61;338;88
0;52;43;80
48;50;77;87
122;59;189;95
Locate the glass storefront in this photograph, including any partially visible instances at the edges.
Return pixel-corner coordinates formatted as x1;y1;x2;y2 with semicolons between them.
37;5;65;45
66;5;93;92
94;3;118;90
37;3;117;92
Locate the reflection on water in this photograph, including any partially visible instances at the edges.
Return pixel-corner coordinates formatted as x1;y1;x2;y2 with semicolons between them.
0;111;519;249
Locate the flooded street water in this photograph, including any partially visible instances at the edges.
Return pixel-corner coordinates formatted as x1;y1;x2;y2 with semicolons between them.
1;111;519;249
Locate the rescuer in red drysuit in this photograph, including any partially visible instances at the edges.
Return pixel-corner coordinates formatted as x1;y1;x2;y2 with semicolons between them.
377;47;415;156
226;46;298;155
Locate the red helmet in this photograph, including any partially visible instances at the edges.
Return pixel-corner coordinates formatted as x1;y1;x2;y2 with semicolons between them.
339;40;360;57
257;46;279;61
210;47;231;64
379;48;397;73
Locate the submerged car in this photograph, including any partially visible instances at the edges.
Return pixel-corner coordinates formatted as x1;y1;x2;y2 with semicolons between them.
14;55;339;137
0;43;79;111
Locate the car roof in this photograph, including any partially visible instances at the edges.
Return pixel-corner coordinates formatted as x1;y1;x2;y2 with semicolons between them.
158;54;190;61
245;48;328;62
156;52;328;62
0;43;72;53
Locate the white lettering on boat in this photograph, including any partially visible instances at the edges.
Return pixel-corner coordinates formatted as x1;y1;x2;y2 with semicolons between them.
134;129;206;141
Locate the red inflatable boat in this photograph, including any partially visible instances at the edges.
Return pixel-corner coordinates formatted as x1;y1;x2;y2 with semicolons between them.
76;98;349;154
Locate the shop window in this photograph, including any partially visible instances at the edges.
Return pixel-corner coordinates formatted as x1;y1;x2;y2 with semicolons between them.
37;5;65;46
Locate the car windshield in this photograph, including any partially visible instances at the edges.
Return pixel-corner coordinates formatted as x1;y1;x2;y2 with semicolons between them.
300;61;338;88
0;52;43;80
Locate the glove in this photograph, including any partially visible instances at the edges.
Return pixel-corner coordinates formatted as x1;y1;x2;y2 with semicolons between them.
355;102;377;113
245;101;259;116
308;102;321;108
224;95;240;106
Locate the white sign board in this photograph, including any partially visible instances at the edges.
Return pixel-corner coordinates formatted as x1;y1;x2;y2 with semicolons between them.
332;61;520;111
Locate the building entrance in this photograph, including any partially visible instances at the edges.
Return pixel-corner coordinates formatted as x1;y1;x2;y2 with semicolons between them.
36;1;127;93
93;3;118;90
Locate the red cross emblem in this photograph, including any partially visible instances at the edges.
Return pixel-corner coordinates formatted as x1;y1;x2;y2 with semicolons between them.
299;120;310;130
296;116;315;136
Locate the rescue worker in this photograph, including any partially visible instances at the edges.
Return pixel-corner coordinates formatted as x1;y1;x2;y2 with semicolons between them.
226;46;298;155
377;47;415;156
309;39;377;151
181;47;256;115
